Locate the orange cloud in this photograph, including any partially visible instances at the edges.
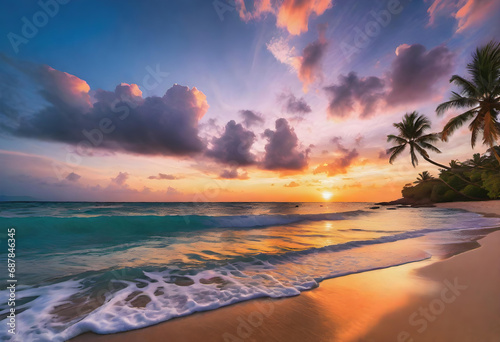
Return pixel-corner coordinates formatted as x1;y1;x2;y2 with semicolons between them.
277;0;332;35
191;87;209;120
43;66;91;110
237;0;332;35
455;0;500;33
426;0;500;33
119;83;142;97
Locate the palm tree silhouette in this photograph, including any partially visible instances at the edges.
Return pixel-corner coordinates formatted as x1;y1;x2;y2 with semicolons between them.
387;112;480;200
414;171;434;184
437;41;500;164
387;112;446;168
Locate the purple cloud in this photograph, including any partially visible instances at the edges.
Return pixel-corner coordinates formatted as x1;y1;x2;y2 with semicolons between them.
262;118;309;171
206;120;257;166
239;110;265;128
324;72;385;119
278;93;312;115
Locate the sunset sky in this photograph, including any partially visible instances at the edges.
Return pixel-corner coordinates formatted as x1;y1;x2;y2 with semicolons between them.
0;0;499;202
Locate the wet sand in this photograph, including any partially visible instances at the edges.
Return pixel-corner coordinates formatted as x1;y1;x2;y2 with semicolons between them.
72;201;500;342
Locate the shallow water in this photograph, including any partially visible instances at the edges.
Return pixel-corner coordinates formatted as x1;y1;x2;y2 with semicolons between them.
0;202;499;341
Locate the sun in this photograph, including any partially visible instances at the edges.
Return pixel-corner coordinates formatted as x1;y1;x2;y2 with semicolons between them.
322;191;333;200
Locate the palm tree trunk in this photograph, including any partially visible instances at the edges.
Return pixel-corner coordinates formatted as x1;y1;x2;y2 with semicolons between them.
421;157;482;200
422;156;449;170
422;156;481;187
436;179;483;201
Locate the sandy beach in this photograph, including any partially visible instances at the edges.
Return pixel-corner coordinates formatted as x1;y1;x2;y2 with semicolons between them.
70;201;500;342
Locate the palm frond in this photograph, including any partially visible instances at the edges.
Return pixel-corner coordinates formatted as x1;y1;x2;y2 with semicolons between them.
387;144;406;164
441;109;477;141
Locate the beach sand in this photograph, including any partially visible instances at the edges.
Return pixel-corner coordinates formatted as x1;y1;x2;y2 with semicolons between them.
72;201;500;342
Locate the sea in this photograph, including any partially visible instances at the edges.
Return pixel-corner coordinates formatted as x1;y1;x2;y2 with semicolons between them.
0;202;499;341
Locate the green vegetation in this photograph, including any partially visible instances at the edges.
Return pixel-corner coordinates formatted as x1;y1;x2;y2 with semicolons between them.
388;40;500;203
401;150;499;202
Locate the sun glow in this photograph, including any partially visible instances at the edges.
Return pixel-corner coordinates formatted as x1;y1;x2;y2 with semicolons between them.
322;191;333;200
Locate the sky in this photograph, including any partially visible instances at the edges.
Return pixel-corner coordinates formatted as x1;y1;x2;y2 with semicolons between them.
0;0;499;202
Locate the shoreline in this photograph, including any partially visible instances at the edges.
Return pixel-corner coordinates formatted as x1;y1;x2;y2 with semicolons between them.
71;201;500;342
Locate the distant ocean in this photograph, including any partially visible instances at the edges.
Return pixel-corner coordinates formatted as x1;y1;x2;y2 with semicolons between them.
1;202;499;341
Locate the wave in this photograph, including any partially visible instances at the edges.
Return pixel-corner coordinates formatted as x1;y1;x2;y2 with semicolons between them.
4;223;500;341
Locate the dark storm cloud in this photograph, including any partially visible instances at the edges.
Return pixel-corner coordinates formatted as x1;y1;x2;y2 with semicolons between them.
385;44;455;105
262;118;309;171
278;93;312;115
206;120;257;166
2;61;209;156
239;110;265;128
324;72;385;119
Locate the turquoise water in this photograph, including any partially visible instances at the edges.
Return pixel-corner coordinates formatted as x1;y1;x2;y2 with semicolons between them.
0;202;499;341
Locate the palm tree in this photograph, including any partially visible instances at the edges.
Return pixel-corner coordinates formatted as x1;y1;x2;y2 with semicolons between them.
387;112;481;200
464;153;490;169
414;171;434;184
436;41;500;164
387;112;447;168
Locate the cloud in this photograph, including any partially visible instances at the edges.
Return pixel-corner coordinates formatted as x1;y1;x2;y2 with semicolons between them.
111;172;129;186
324;72;385;119
296;24;328;91
284;181;300;187
262;118;309;171
276;0;332;35
148;173;181;180
267;25;328;90
3;62;209;156
166;186;181;195
219;169;250;179
237;0;332;35
278;92;312;115
324;44;455;119
65;172;81;182
266;37;298;69
206;120;257;166
426;0;500;32
313;137;359;176
386;44;455;105
239;110;265;128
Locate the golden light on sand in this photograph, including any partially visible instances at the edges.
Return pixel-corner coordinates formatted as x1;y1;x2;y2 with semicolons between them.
322;191;333;200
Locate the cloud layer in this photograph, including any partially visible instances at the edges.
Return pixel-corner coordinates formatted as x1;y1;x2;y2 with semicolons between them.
6;64;209;156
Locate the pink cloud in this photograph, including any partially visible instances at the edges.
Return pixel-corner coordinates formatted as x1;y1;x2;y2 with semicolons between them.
426;0;500;33
237;0;332;35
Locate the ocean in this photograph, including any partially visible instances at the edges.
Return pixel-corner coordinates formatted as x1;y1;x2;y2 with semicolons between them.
0;202;499;341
